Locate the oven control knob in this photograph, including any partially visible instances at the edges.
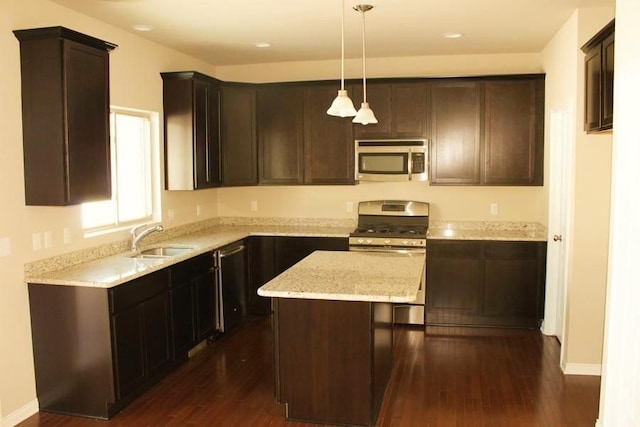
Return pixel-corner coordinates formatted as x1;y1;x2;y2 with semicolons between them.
402;240;409;245
412;240;419;246
366;239;373;244
384;239;391;244
358;239;364;244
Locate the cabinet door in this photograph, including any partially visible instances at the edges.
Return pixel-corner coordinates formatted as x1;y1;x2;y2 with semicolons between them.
392;82;427;138
193;79;221;189
143;292;172;379
426;241;483;325
257;86;304;184
602;33;614;129
584;46;602;131
483;79;544;185
112;306;145;400
195;270;216;340
482;242;546;327
170;281;197;358
303;84;355;184
429;81;481;184
353;82;393;138
221;85;257;186
247;237;277;315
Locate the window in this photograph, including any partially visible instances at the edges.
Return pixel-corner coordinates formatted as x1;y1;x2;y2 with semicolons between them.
82;108;159;234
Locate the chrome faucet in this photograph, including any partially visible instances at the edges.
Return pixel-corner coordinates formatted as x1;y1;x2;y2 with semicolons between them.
131;224;164;252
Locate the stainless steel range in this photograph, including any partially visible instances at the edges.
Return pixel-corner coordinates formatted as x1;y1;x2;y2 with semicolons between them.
349;200;429;325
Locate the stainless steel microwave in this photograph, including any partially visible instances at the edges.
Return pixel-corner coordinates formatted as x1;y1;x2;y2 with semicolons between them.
355;139;428;182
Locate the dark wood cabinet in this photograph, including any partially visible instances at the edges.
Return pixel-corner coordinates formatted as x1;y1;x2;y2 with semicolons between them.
429;81;482;184
257;85;305;184
353;81;428;139
13;26;116;206
582;20;615;133
483;78;544;185
246;236;277;315
426;239;546;328
169;253;216;359
161;71;222;190
429;75;544;186
274;236;349;273
303;84;355;184
27;269;172;419
220;85;258;186
109;271;172;401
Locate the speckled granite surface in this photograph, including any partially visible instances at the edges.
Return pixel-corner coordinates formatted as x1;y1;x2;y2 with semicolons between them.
428;220;547;241
24;217;545;289
257;250;425;303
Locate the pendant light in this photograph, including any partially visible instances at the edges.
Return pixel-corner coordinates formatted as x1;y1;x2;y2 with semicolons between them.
327;0;357;117
352;4;377;125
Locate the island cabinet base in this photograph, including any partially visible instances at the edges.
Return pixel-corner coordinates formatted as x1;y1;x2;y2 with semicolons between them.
273;298;393;427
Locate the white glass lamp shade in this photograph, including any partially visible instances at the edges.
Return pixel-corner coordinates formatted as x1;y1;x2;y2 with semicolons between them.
327;90;357;117
352;102;378;125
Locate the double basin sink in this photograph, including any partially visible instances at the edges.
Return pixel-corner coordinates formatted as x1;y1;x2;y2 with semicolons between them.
128;246;194;260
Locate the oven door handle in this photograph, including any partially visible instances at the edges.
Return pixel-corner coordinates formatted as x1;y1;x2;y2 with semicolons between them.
349;246;426;255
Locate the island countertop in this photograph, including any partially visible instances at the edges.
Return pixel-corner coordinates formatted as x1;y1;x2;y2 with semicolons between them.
257;250;426;303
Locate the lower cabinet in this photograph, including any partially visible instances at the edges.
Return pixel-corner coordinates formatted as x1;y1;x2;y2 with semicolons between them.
169;253;216;359
246;236;349;315
28;269;173;419
426;240;546;328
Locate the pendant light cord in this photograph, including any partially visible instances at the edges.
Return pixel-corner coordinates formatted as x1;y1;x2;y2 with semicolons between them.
360;7;367;103
340;0;346;91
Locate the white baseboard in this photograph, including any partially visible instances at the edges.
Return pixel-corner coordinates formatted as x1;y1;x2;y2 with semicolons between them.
563;362;602;376
1;399;38;427
595;418;602;427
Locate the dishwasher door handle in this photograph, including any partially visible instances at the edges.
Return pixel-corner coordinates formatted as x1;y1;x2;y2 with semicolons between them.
219;245;245;258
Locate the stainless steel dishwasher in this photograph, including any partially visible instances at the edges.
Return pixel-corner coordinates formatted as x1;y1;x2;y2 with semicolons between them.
214;242;247;333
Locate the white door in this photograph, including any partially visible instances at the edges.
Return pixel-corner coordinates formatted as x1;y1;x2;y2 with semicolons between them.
543;104;574;344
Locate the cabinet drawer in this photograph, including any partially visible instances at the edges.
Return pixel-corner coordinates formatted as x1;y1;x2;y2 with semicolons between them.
484;241;542;259
170;253;214;285
427;240;483;258
110;269;170;313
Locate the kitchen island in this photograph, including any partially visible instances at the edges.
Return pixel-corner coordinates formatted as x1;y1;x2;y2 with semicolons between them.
258;250;426;427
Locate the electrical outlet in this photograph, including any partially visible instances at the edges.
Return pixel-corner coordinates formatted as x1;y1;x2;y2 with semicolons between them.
44;231;53;248
490;203;499;216
32;232;42;251
168;209;175;221
63;227;71;245
346;201;354;213
250;201;258;212
0;237;11;257
196;205;202;216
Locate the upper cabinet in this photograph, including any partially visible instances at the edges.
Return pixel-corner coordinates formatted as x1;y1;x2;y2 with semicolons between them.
352;81;428;139
14;27;117;206
430;76;544;186
220;84;258;186
303;84;355;184
256;85;305;185
161;71;221;190
582;20;615;133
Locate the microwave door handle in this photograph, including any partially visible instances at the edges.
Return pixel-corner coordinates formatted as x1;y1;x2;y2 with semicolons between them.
408;148;413;181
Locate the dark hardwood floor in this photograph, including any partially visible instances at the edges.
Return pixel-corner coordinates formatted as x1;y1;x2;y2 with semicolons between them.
19;316;601;427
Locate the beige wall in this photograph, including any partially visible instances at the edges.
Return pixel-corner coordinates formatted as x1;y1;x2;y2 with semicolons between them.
541;7;614;371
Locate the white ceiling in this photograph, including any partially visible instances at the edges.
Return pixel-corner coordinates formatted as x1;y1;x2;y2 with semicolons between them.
50;0;614;66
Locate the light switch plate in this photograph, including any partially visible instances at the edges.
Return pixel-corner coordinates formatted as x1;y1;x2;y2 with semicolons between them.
250;201;258;212
490;203;499;216
44;231;53;248
0;237;11;257
346;202;354;213
32;232;42;251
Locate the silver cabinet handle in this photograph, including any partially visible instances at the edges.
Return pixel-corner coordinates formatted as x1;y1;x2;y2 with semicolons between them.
219;245;245;258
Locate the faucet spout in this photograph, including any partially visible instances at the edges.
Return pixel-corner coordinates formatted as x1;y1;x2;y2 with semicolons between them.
131;224;164;252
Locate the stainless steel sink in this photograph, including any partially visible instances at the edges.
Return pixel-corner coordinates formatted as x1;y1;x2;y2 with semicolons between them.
129;246;193;259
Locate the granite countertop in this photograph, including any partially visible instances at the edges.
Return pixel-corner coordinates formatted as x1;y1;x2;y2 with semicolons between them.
257;250;425;303
24;218;546;290
25;224;353;289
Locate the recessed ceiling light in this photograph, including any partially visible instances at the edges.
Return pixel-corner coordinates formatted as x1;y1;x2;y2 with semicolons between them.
132;24;154;32
253;42;271;48
442;32;463;39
